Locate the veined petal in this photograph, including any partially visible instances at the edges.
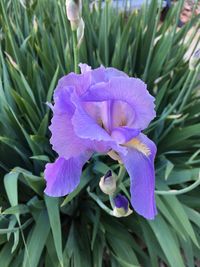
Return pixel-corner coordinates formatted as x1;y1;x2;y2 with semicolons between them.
82;76;156;130
52;86;75;115
79;63;127;84
44;153;91;197
104;67;128;80
49;112;89;159
119;134;157;220
72;94;113;142
71;92;127;155
54;71;91;96
50;85;93;159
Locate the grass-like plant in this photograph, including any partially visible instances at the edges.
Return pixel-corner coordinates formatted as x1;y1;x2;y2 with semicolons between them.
0;0;200;266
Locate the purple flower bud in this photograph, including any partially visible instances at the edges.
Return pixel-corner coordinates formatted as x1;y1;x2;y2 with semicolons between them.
113;194;132;217
99;170;116;195
114;194;128;212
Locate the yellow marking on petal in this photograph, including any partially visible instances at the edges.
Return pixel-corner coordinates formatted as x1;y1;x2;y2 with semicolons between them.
124;138;151;157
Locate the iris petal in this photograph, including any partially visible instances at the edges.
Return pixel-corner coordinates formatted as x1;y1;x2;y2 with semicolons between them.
49;87;89;159
54;72;91;96
82;76;156;130
71;92;128;155
111;127;140;144
119;133;157;219
44;154;91;197
49;113;89;159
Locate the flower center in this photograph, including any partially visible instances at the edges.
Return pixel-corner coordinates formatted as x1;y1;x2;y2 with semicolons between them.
83;100;135;134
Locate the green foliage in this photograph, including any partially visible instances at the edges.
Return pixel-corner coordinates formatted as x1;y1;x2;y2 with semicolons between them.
0;0;200;266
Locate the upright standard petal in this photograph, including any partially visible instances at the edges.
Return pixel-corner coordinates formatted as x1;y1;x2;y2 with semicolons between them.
71;92;127;155
54;71;91;96
79;63;91;73
79;63;127;84
120;134;157;220
82;76;156;130
104;67;128;80
44;153;91;197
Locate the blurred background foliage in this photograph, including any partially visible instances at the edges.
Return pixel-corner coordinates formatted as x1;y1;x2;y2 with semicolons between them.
0;0;200;266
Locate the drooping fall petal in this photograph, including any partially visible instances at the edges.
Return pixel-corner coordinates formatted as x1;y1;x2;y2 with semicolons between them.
44;154;91;196
120;134;157;220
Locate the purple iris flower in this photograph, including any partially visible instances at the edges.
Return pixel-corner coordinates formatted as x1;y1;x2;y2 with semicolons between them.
44;64;157;220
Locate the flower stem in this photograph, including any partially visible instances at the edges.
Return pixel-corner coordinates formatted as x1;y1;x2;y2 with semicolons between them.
98;0;102;12
117;165;126;183
72;30;79;73
109;195;115;209
104;0;109;66
155;173;200;195
87;187;114;216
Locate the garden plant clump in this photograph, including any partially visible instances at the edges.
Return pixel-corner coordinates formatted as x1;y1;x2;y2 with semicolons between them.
0;0;200;266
